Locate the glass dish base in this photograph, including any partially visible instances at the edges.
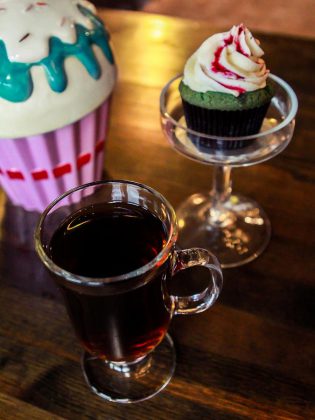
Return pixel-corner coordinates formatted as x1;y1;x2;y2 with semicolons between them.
176;192;271;268
81;333;176;404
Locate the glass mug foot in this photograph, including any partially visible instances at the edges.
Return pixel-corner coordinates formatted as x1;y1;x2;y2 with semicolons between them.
176;192;271;268
81;333;176;403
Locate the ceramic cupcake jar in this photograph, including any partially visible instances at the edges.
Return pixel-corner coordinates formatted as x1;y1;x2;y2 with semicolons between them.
0;0;116;211
179;24;273;150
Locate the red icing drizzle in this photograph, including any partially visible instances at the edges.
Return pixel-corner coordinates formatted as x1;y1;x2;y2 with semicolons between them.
225;34;233;45
234;24;249;56
213;45;234;76
211;25;250;91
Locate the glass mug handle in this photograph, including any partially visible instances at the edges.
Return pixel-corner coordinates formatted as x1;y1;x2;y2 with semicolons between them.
171;248;223;315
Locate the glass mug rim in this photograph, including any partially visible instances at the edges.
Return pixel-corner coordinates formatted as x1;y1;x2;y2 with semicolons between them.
35;179;178;287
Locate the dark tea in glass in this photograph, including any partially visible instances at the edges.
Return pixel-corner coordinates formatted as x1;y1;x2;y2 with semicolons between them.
35;180;222;403
49;202;173;362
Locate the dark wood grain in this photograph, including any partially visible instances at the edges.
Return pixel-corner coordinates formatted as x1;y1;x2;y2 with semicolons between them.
0;9;314;419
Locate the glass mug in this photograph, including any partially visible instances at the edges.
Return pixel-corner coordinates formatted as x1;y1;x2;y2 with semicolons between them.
35;180;223;403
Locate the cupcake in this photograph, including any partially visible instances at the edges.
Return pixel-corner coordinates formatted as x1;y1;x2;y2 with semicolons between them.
0;0;116;212
179;24;273;151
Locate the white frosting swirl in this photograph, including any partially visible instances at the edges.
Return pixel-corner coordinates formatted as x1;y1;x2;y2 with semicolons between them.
183;24;269;97
0;0;96;62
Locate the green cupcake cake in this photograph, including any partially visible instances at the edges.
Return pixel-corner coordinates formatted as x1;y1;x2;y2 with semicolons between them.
180;24;274;150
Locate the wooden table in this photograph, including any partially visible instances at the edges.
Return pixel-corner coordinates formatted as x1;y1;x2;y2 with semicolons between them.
1;9;315;419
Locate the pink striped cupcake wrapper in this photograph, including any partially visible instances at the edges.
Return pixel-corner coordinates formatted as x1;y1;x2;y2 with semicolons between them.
0;99;111;212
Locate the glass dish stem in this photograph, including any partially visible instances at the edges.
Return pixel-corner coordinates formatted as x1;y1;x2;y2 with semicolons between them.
209;165;235;228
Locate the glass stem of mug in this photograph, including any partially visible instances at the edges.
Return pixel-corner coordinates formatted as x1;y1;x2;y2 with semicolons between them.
208;165;235;227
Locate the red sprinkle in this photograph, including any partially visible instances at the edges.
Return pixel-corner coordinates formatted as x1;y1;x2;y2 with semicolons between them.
7;170;24;180
77;153;91;169
36;2;48;6
53;164;72;178
31;169;49;181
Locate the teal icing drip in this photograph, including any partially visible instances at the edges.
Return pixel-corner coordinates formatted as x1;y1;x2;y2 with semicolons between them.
0;42;34;102
0;6;114;102
79;5;114;66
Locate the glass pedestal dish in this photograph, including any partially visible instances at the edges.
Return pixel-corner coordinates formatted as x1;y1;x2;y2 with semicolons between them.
160;74;298;268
